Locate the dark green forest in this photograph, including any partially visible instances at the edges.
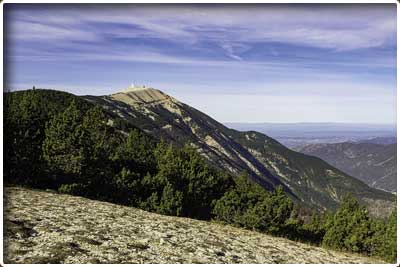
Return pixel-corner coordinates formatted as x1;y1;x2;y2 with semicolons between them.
4;89;396;262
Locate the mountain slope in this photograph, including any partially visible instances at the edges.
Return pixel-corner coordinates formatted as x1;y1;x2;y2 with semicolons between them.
298;142;397;193
356;137;397;145
85;87;289;193
4;187;385;264
84;86;395;213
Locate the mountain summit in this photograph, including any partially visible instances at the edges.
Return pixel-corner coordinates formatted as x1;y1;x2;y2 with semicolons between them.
113;85;176;106
84;86;395;215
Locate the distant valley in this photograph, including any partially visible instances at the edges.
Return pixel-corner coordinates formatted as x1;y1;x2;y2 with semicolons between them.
226;122;397;193
225;122;396;148
297;142;396;193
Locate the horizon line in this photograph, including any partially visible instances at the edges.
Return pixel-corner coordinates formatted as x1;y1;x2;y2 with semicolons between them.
223;122;397;126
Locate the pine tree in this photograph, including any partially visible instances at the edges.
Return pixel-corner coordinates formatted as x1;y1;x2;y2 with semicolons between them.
322;194;373;253
42;100;85;179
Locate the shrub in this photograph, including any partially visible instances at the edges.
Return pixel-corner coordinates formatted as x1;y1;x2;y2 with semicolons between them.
58;183;88;196
322;194;373;253
213;174;294;235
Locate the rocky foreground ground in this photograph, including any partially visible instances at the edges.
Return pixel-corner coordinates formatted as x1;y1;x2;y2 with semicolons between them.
3;187;384;264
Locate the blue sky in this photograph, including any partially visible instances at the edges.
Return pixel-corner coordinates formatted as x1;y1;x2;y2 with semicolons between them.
4;4;397;124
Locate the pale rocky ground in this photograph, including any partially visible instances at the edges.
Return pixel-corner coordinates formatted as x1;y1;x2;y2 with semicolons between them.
3;187;385;264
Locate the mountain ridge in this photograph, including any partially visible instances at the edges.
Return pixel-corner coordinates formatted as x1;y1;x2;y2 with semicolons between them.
84;86;395;214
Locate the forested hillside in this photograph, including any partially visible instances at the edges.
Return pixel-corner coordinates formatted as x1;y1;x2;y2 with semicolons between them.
84;86;395;215
3;89;397;262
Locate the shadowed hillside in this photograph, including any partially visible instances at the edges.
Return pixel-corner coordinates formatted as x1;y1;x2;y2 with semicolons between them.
298;142;396;193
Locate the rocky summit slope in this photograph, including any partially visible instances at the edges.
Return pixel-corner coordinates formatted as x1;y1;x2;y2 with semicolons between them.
298;142;397;193
84;86;395;213
3;187;384;264
85;86;286;192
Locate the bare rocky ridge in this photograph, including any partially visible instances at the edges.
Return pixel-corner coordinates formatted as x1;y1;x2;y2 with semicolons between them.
3;187;384;264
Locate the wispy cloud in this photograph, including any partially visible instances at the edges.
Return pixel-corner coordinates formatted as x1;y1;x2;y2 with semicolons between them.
4;4;396;124
6;5;396;50
5;4;396;74
8;20;99;41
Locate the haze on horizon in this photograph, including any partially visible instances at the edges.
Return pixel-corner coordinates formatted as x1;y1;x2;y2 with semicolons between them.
4;4;397;124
